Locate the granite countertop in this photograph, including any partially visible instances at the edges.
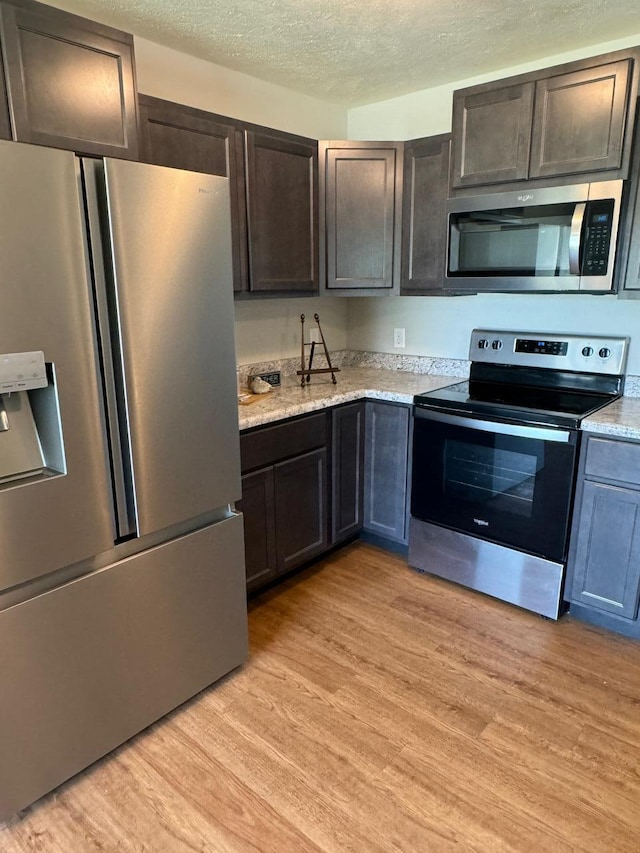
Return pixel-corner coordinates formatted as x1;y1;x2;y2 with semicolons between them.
238;367;457;430
238;363;640;441
582;396;640;441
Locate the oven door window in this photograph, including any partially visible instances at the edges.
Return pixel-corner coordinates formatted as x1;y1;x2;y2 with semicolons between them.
411;415;578;562
445;440;537;517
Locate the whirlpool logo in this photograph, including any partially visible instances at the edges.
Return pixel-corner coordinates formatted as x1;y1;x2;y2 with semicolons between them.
473;518;490;527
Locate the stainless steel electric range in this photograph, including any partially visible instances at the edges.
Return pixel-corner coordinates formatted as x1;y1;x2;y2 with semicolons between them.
409;329;628;619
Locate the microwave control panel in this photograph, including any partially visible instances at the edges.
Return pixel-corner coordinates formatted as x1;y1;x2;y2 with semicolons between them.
583;200;614;276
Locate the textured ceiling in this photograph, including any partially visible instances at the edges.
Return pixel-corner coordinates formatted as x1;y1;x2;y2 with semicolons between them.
55;0;640;106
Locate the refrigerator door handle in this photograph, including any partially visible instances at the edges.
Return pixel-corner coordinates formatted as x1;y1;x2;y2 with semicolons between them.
81;160;136;540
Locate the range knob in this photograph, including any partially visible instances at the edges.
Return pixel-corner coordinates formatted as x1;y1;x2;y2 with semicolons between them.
581;346;594;357
477;338;489;349
599;347;611;359
491;339;503;351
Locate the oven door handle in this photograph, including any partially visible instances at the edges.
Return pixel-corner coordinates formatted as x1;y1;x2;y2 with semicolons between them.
414;408;572;443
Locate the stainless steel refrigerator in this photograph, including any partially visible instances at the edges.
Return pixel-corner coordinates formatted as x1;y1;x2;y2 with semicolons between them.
0;140;248;820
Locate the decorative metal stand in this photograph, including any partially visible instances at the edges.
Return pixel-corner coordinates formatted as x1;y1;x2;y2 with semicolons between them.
297;313;340;388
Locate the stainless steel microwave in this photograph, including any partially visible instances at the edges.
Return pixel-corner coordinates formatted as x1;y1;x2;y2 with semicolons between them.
445;180;623;293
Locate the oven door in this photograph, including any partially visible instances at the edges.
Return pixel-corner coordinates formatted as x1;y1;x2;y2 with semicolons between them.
411;408;579;562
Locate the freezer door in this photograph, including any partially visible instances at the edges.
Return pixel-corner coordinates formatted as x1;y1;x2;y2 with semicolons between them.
0;514;248;821
93;159;241;537
0;142;114;593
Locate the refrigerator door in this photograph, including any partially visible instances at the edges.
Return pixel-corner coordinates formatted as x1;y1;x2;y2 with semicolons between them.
85;159;241;538
0;513;248;821
0;142;114;593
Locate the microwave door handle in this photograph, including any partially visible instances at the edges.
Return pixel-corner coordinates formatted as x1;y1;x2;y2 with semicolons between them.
569;202;586;275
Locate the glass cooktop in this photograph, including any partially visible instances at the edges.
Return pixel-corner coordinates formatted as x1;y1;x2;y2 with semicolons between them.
414;379;616;429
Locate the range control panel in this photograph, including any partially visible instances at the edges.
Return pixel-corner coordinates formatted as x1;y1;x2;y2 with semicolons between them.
469;330;628;375
515;339;569;356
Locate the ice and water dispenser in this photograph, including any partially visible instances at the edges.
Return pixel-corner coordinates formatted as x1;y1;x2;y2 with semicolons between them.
0;351;66;486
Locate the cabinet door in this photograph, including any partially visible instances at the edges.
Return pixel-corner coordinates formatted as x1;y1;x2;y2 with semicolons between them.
363;402;410;544
0;1;138;158
571;480;640;619
138;96;248;293
451;83;534;188
621;165;640;294
331;402;364;544
401;135;450;293
238;468;278;593
244;130;318;293
323;142;400;290
0;57;9;139
530;60;631;179
274;448;328;574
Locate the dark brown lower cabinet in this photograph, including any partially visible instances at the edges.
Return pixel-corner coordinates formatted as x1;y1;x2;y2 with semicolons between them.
331;402;364;543
240;412;329;592
240;401;410;593
363;401;411;544
238;467;277;593
571;480;640;619
274;448;328;574
567;433;640;637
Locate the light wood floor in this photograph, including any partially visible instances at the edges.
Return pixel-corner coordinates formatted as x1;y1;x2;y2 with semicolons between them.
3;541;640;851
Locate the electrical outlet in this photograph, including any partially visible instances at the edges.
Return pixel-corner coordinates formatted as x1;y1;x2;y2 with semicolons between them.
249;371;281;387
393;328;405;348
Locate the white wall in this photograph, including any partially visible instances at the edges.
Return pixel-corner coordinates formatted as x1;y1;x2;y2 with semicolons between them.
348;294;640;373
42;1;348;139
346;32;640;374
234;297;347;365
135;39;347;140
348;33;640;139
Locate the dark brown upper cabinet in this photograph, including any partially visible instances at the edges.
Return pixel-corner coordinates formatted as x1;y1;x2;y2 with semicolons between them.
0;0;139;159
244;129;318;294
138;95;248;293
452;83;533;188
530;59;632;179
451;50;638;191
401;134;451;294
320;141;403;294
618;99;640;298
0;53;9;139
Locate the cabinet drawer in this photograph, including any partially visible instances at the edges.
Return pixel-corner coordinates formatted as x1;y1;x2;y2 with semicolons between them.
240;412;328;472
584;436;640;486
